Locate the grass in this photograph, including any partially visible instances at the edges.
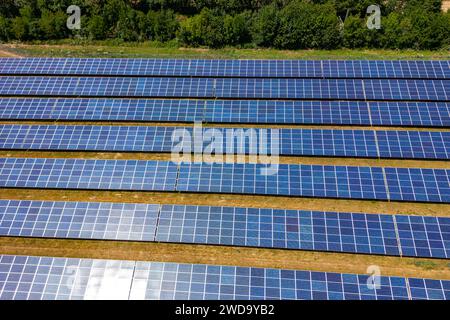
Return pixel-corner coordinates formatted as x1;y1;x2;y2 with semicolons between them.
1;41;450;59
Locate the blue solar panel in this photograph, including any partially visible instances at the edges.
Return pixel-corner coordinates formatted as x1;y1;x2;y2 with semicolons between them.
6;254;447;300
176;163;389;200
215;79;368;100
368;102;450;127
408;278;450;300
1;125;448;160
157;205;400;255
0;59;323;78
0;200;159;241
1;159;447;203
0;77;215;98
1;200;448;258
0;59;448;79
375;131;449;159
1;77;447;101
0;98;448;127
0;98;205;122
384;168;449;203
363;79;449;101
322;60;450;79
0;158;178;191
395;215;450;259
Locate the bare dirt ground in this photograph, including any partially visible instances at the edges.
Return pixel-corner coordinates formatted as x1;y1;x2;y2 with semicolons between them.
0;48;22;58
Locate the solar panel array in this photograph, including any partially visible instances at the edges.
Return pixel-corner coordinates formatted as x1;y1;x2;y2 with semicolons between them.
1;57;449;301
1;125;448;160
0;77;448;101
1;98;448;127
1;200;448;258
1;255;449;300
0;58;448;79
1;158;448;203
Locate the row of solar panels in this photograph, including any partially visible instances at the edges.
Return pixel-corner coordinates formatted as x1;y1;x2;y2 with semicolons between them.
1;200;448;259
1;77;448;101
1;98;448;127
1;158;448;203
0;59;448;79
1;125;449;160
1;255;449;300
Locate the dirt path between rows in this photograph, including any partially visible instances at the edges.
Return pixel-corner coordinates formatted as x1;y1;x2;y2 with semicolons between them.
0;48;23;58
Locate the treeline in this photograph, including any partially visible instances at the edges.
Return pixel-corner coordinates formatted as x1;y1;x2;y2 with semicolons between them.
0;0;449;49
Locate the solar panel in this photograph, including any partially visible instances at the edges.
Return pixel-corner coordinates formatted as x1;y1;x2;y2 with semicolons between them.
0;77;215;98
4;254;441;300
156;205;401;255
395;215;450;259
1;200;448;258
1;159;447;203
0;158;178;191
0;58;448;79
0;200;159;241
0;98;448;127
368;102;450;127
1;77;448;101
176;163;389;200
322;60;450;79
363;79;449;101
384;168;449;203
1;125;448;160
0;255;137;300
408;278;450;300
0;98;205;122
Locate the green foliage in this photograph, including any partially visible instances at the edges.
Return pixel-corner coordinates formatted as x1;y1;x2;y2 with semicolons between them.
147;10;179;42
250;4;279;47
0;16;10;41
0;0;448;50
275;1;341;49
179;8;224;48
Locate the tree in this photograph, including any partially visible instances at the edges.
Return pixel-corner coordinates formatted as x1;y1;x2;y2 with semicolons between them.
343;15;368;48
275;1;341;49
251;4;279;47
0;17;11;41
179;8;224;48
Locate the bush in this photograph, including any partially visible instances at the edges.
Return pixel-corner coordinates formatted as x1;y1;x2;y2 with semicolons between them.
275;1;341;49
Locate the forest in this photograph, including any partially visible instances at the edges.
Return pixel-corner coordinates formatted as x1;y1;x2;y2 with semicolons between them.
0;0;448;50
